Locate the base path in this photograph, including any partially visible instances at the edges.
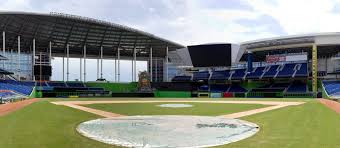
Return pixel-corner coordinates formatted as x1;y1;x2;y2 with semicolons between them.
52;100;305;118
319;99;340;114
0;99;39;116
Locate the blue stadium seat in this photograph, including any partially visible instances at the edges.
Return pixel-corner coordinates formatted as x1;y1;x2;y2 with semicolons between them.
323;81;340;96
228;85;247;92
192;71;210;81
295;63;308;77
66;82;85;88
262;65;279;78
48;82;67;87
0;80;33;95
210;70;231;81
276;63;296;78
246;67;265;79
231;69;246;80
172;76;192;82
210;84;229;92
287;82;307;92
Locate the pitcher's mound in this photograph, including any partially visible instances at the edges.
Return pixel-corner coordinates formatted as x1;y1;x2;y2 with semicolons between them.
77;116;259;148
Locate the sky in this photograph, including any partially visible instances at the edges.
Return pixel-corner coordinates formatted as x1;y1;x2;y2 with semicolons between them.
2;0;340;81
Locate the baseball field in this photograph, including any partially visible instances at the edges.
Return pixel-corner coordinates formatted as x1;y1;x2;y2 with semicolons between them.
0;98;339;148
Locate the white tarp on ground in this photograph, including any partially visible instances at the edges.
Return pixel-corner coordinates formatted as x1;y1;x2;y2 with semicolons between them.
157;104;193;108
77;116;259;148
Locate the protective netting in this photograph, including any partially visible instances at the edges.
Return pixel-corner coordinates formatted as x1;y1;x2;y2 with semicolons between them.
157;104;193;108
77;116;259;148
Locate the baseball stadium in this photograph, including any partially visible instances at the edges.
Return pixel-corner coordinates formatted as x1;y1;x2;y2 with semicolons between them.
0;12;340;148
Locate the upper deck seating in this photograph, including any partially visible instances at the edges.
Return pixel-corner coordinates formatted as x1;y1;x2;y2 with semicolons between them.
246;67;265;79
295;63;308;77
172;76;192;82
262;65;279;78
276;63;296;78
231;69;246;80
210;70;231;81
192;71;210;81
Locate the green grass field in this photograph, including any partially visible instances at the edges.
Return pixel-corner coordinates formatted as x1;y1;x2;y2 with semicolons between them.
0;98;339;148
83;102;268;116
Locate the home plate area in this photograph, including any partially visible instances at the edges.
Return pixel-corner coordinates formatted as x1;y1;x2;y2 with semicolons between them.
52;100;304;148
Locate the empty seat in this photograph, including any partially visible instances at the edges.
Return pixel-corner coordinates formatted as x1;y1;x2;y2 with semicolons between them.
246;67;265;79
192;71;210;81
48;82;67;87
231;69;246;80
287;82;307;92
172;76;192;82
66;82;85;88
262;65;279;78
295;63;308;77
210;70;231;81
276;63;296;78
228;85;247;92
210;84;229;92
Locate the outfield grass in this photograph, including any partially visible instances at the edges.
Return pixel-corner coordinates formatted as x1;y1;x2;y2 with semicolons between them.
82;102;268;116
0;98;339;148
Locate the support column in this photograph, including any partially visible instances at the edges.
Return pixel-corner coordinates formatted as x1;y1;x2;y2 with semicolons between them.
100;46;103;79
117;47;120;82
149;47;153;82
312;44;318;97
49;41;52;81
114;57;117;82
247;50;253;73
17;36;20;81
49;41;52;63
80;57;82;81
83;45;86;82
97;58;99;79
165;46;168;82
155;58;158;82
2;31;5;69
66;44;69;81
62;56;64;81
32;38;36;81
133;47;137;81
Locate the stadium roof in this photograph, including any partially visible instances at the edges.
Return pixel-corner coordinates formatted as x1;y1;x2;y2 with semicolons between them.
238;32;340;62
0;11;185;59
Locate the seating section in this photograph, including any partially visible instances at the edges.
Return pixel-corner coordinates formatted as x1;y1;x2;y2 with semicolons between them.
48;81;67;87
228;85;247;92
231;69;246;80
192;71;210;81
210;84;229;92
262;65;279;78
323;81;340;96
210;70;231;81
246;67;265;79
0;80;34;95
276;63;296;78
295;63;308;77
171;63;308;82
287;81;307;92
66;82;85;87
172;76;192;82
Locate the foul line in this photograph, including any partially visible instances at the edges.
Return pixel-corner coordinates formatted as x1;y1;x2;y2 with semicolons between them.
51;100;305;118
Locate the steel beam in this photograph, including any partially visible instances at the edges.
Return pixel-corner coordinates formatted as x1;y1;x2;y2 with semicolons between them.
17;36;20;80
66;44;69;81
